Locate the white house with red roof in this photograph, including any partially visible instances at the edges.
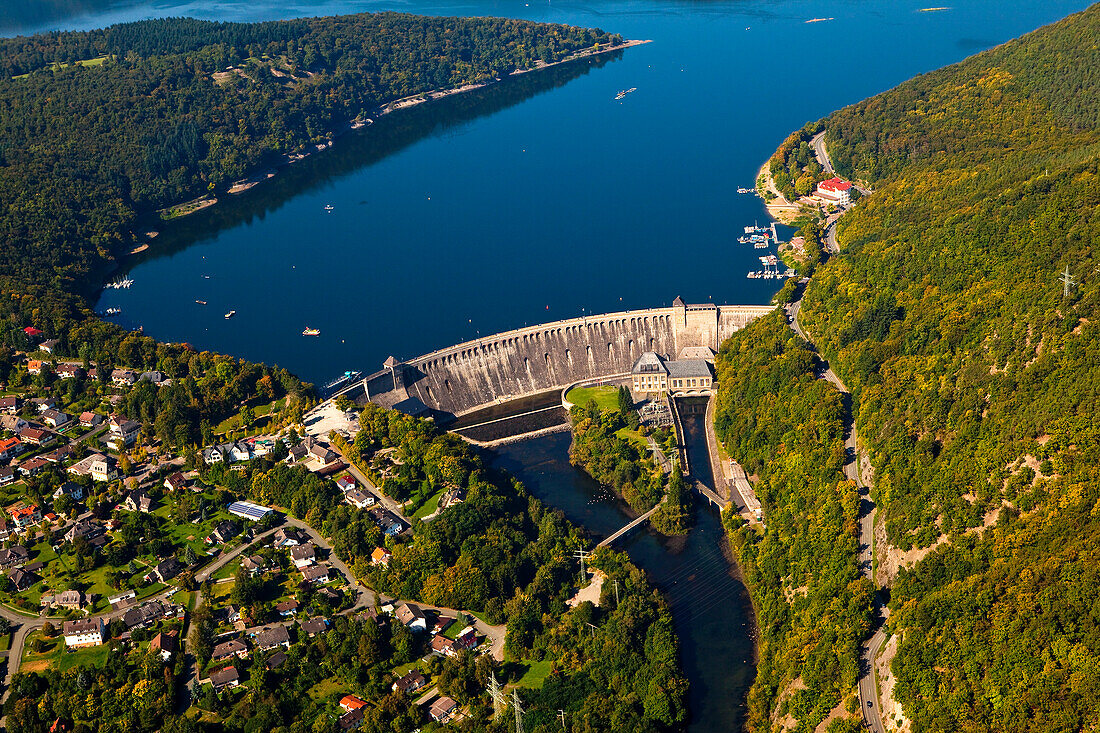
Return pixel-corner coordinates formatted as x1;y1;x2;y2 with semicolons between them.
816;177;853;206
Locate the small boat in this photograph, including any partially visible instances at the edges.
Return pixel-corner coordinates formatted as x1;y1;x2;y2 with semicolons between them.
302;327;320;336
224;310;236;319
754;242;769;249
195;300;207;305
105;307;122;315
737;187;753;194
324;205;334;212
614;87;637;101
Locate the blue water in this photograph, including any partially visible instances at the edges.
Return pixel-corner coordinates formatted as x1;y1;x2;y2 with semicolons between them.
2;0;1080;385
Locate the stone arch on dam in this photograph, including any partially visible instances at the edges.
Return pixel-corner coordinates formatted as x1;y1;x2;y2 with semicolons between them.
349;297;775;419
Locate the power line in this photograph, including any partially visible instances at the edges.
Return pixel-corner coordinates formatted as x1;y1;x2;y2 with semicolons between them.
1060;265;1077;299
488;672;506;720
513;688;525;733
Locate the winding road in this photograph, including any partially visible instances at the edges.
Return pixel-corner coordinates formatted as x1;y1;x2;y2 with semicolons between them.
787;132;886;733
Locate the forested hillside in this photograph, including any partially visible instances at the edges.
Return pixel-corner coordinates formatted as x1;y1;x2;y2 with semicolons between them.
779;3;1100;730
714;311;873;732
0;14;620;343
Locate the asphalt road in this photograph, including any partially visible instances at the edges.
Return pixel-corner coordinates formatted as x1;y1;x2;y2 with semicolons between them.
812;131;835;177
787;295;886;733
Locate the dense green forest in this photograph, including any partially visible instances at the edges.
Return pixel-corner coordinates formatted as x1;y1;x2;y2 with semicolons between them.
0;13;620;348
713;311;873;732
769;3;1100;730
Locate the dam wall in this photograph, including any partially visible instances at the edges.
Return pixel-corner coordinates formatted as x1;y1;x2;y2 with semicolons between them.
347;298;775;419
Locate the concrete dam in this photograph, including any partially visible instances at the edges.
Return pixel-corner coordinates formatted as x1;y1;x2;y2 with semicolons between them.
341;297;775;420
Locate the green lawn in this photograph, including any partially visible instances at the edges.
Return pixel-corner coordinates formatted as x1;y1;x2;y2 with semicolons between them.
58;641;111;672
411;490;443;520
615;427;649;453
306;676;345;702
565;385;620;411
0;632;11;651
516;659;554;689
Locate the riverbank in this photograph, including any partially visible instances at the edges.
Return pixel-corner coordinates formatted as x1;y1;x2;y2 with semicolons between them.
147;38;647;228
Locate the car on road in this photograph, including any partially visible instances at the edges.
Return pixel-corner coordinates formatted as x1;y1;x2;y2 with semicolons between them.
867;700;873;707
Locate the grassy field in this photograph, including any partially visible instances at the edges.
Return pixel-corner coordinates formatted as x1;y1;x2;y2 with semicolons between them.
411;490;443;520
306;676;345;702
516;659;554;689
615;426;649;452
565;385;621;411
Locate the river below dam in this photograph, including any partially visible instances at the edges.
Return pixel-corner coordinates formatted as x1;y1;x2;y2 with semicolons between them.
492;417;756;732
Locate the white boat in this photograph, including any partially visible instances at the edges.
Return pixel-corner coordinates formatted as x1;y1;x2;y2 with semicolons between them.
224;310;236;319
105;307;122;315
324;205;334;212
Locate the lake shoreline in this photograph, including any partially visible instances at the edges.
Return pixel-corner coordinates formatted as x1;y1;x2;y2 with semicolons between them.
132;38;649;229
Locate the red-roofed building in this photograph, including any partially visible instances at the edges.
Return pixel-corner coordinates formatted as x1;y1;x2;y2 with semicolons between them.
816;177;853;206
23;327;43;338
339;695;368;712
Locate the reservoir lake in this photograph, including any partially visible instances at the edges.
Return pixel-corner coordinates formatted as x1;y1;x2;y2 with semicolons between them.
4;0;1092;730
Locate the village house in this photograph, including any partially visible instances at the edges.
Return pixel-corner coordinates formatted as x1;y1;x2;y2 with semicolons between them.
0;468;13;488
0;396;20;414
9;567;39;591
42;444;73;464
64;521;104;544
0;546;28;569
300;564;330;585
338;708;364;731
439;487;465;510
212;638;250;662
122;601;173;630
53;482;84;502
816;176;853;206
273;527;307;548
63;617;105;648
150;630;178;661
26;360;42;375
9;504;41;528
38;339;59;354
345;488;376;509
300;616;328;638
455;626;478;651
335;476;356;493
110;369;137;387
430;696;458;723
430;634;456;657
209;666;240;691
339;695;369;713
68;453;116;482
392;670;426;695
49;590;85;611
0;415;28;434
369;508;404;536
78;411;103;428
252;625;291;652
151;557;184;583
265;650;288;670
55;363;84;380
0;437;25;461
108;417;141;450
124;489;152;513
275;599;299;617
19;427;55;447
370;547;391;567
163;472;187;492
290;544;316;568
395;603;428;633
206;519;239;545
18;457;49;477
30;397;57;412
240;555;267;575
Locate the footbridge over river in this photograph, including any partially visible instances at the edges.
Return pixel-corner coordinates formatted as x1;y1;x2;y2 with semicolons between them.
338;297;775;421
